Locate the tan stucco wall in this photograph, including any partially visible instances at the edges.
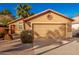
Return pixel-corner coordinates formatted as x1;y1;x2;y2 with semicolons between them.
25;12;72;39
9;19;24;34
28;12;71;23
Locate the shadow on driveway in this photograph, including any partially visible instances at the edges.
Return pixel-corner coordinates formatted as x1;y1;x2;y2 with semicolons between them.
1;43;33;52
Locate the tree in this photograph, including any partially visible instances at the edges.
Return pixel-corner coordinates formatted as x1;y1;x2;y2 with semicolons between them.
0;18;11;26
0;9;15;26
0;9;11;15
16;4;34;18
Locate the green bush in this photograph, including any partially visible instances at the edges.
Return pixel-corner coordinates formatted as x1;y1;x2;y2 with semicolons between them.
0;32;5;38
20;30;33;44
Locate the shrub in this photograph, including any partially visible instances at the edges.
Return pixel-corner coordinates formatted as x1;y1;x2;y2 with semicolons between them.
0;32;5;38
20;30;33;44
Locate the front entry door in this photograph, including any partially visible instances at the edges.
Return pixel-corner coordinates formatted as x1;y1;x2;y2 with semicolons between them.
10;25;15;34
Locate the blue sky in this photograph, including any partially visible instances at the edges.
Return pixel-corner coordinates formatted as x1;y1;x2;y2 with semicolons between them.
0;3;79;18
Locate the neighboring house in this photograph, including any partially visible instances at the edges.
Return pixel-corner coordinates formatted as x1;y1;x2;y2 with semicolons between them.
72;15;79;30
8;9;74;39
72;15;79;36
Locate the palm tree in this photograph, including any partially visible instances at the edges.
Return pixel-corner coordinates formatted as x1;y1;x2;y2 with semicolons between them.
16;4;34;18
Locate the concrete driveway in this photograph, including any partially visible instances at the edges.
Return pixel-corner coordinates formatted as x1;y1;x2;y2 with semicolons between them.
42;38;79;55
0;37;79;55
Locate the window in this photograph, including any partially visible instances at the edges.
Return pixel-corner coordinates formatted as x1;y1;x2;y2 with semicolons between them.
19;24;23;30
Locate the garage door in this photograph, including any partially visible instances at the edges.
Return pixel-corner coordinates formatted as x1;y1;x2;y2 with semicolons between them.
32;23;66;54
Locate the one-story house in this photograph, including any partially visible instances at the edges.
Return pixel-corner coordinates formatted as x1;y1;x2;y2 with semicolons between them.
8;9;74;40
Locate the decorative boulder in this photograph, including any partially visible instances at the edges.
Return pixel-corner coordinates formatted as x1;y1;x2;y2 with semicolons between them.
4;34;13;42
